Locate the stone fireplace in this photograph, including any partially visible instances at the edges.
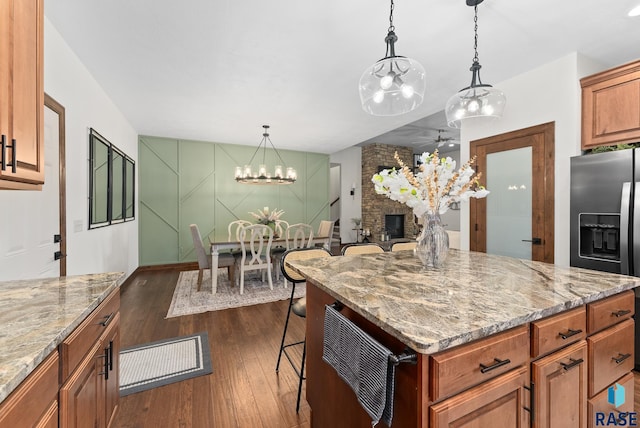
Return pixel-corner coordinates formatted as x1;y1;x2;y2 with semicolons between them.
361;143;417;241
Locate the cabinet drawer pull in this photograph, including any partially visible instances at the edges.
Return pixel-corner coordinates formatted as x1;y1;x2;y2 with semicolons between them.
612;309;631;317
558;328;582;340
99;312;115;327
559;357;584;371
612;353;631;364
479;357;511;373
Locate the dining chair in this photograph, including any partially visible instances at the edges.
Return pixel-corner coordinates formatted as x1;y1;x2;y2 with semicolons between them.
238;224;274;295
270;219;290;279
391;241;417;252
189;224;236;291
276;247;333;413
227;219;251;263
316;220;335;250
277;223;314;288
341;243;385;255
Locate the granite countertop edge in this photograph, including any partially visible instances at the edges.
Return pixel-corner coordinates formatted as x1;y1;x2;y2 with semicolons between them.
0;272;126;404
287;250;640;355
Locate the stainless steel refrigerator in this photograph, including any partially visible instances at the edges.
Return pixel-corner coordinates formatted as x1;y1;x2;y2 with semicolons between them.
570;149;640;369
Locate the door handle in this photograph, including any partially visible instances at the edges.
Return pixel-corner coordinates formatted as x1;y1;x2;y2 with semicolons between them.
522;238;542;245
54;251;64;260
0;136;14;172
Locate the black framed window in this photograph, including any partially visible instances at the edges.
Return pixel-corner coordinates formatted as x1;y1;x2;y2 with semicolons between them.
89;128;135;229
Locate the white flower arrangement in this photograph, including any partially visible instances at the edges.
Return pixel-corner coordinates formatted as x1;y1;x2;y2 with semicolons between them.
249;207;285;225
371;150;489;217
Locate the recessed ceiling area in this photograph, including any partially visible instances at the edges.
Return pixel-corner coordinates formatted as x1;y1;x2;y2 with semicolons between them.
44;1;640;154
358;111;461;155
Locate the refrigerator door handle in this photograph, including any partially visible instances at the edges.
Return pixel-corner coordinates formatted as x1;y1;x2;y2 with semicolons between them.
633;182;640;276
621;182;631;275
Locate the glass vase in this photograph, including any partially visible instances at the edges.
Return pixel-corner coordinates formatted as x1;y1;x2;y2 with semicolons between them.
415;212;450;268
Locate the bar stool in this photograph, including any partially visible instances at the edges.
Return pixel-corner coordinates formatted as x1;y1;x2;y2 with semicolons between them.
276;247;332;413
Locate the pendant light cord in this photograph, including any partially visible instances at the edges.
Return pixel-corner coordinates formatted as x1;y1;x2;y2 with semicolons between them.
473;4;479;64
385;0;396;58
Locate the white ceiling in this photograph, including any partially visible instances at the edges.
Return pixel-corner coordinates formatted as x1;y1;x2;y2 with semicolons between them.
45;1;640;155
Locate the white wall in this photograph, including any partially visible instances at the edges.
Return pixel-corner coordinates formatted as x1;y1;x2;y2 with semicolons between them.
329;146;362;243
4;18;139;279
459;52;606;266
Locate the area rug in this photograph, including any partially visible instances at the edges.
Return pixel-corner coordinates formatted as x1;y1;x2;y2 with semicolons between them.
119;332;212;396
166;269;305;318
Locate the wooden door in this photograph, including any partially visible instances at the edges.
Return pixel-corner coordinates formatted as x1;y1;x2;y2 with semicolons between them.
470;122;555;263
430;366;529;427
531;340;587;428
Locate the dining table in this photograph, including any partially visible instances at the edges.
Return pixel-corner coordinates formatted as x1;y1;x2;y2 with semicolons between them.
209;234;331;293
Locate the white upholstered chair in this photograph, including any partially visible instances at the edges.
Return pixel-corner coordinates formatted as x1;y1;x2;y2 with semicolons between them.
238;224;274;295
316;220;335;250
190;224;236;291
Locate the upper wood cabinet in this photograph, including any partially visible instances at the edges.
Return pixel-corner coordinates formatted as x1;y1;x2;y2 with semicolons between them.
0;0;44;190
581;59;640;150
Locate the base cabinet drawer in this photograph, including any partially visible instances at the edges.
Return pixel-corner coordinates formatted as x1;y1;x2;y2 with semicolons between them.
588;372;635;428
587;318;634;397
532;340;587;428
531;307;586;359
586;290;634;335
430;325;530;401
430;366;529;428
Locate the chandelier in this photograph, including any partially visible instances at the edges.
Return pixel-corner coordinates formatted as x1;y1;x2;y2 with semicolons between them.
445;0;506;128
235;125;297;185
358;0;426;116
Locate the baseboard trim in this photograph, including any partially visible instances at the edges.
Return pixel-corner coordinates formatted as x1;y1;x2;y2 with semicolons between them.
136;262;198;272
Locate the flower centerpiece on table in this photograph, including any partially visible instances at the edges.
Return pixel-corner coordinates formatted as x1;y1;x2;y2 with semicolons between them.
371;150;489;268
249;207;284;225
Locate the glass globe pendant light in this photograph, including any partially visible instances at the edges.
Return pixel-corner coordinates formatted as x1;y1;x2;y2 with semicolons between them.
445;0;505;128
358;0;426;116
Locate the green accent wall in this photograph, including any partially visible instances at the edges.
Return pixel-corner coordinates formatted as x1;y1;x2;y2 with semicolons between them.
138;135;330;266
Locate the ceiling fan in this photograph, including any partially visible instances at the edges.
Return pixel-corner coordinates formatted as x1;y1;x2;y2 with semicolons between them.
411;129;459;149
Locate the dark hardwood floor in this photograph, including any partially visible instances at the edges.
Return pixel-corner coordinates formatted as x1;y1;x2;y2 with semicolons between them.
113;267;640;427
112;267;310;428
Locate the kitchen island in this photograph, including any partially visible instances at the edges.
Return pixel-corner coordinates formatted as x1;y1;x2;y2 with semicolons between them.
287;249;640;428
0;272;125;427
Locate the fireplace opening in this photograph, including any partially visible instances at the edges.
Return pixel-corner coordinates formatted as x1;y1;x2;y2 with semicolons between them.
385;214;404;239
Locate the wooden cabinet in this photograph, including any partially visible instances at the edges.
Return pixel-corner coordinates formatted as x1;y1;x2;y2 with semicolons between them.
581;59;640;150
0;0;44;190
588;372;634;428
305;283;639;428
430;325;529;402
532;340;588;428
587;318;634;398
60;290;121;428
60;341;106;428
0;350;59;427
530;306;586;359
430;366;529;428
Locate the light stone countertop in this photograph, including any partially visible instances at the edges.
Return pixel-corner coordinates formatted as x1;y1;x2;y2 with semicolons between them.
0;272;125;403
287;249;640;355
